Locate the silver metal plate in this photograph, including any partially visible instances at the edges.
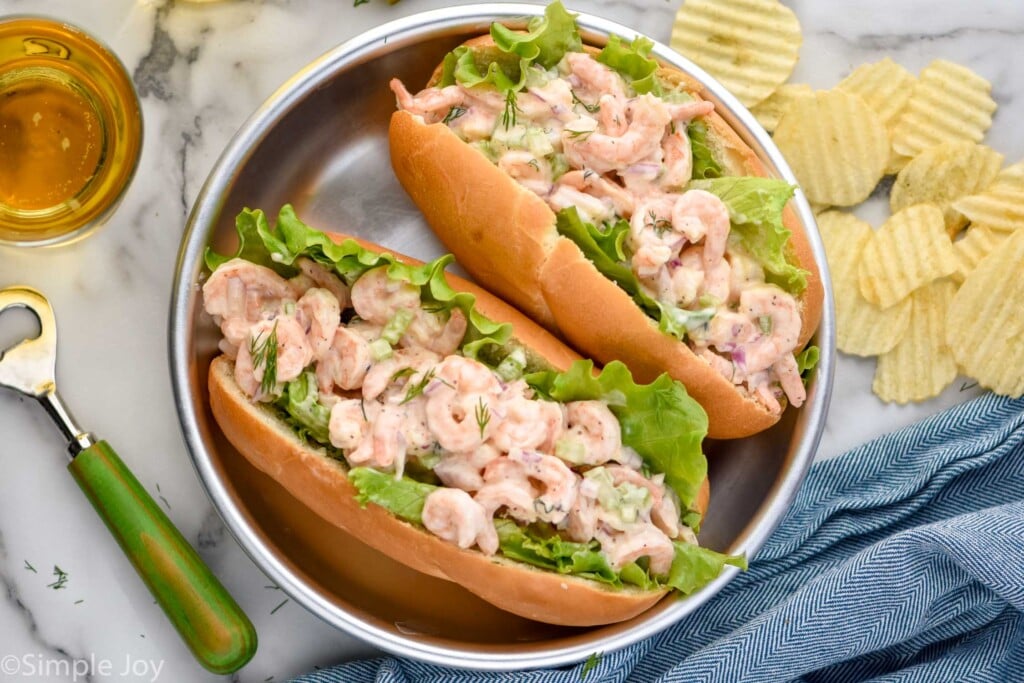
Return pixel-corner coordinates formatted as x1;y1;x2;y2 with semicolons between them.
170;3;835;670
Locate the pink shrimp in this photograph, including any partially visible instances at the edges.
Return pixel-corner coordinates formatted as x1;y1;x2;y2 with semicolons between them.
433;445;501;493
390;78;465;120
316;326;373;394
672;189;731;271
509;449;578;524
234;317;313;400
597;525;675;575
350;266;421;326
563;94;672;174
421;488;499;555
557;401;622;465
401;308;468;356
558;170;635;217
660;127;693;190
202;259;295;350
295;287;340;359
296;257;350;309
738;284;802;373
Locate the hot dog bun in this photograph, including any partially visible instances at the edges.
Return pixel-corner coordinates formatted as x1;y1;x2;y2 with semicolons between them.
208;233;711;627
389;40;823;440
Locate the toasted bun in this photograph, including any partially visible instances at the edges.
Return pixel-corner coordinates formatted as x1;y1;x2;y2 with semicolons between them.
209;233;711;626
389;40;822;439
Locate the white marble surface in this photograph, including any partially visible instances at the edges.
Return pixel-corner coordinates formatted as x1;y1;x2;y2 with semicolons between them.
0;0;1019;680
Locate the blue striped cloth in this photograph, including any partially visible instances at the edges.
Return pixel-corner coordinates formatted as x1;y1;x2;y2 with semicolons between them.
294;393;1024;683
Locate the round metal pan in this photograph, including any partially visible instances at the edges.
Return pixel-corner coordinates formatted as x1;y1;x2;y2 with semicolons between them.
170;3;835;670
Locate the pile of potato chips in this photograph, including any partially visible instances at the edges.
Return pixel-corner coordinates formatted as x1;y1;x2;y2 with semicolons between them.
671;0;1023;402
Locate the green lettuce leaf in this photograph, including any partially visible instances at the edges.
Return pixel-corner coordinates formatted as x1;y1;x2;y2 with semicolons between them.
494;520;622;585
689;177;807;294
275;372;331;445
206;205;514;358
525;360;708;514
667;541;747;594
349;467;438;525
688;121;723;180
439;46;527;92
490;0;581;70
596;34;660;95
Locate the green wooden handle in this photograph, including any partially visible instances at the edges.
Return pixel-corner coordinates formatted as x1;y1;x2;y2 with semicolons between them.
68;440;257;674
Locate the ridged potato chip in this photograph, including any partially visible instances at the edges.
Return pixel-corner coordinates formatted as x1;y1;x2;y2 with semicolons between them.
946;229;1024;397
873;279;958;403
951;161;1024;232
774;90;889;206
671;0;802;107
750;83;814;132
891;142;1004;235
837;58;916;128
951;226;1011;284
818;211;911;356
891;60;997;158
858;204;958;309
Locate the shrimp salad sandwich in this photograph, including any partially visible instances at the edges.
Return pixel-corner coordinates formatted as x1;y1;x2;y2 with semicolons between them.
389;1;823;439
201;206;743;626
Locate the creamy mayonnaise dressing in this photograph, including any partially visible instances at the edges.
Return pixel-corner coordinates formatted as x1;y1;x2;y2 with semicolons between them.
391;49;806;414
202;257;689;571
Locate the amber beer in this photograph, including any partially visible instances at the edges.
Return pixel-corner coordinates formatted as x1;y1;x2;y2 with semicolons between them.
0;17;141;246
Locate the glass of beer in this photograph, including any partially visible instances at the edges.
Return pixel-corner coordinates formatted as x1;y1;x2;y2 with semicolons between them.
0;17;142;247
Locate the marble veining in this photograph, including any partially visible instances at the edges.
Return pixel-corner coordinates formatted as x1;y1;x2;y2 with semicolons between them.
0;0;1020;680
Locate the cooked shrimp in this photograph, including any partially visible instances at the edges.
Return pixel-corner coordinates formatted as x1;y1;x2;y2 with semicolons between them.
559;170;635;217
433;444;501;492
651;488;682;540
475;479;539;524
666;100;715;123
489;396;564;453
499;150;553;195
772;353;806;408
425;357;501;452
296;257;350;309
426;390;496;453
597;525;675;575
509;449;578;524
350;266;421;326
660;128;693;190
604;466;680;537
390;78;465;120
422;488;499;555
678;245;731;303
739;284;802;373
328;398;377;450
565;52;627;102
401;308;468;356
296;287;340;359
361;347;440;401
203;259;295;348
698;347;736;383
347;403;407;472
563;94;672;174
558;401;622;465
547;183;615;225
238;317;313;394
669;262;704;307
672;189;730;270
434;356;502;395
630;195;684;277
316;326;372;394
598;93;628;137
705;311;759;353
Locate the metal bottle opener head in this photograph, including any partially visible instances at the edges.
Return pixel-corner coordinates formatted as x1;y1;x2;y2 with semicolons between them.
0;285;93;454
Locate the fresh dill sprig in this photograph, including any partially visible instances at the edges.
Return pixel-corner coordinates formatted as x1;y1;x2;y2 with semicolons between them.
48;565;69;590
24;560;36;573
270;598;289;615
249;322;280;395
401;368;437;404
390;367;417;383
442;106;467;125
570;89;600;113
566;127;594;140
502;89;519;129
581;652;603;680
475;397;491;439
